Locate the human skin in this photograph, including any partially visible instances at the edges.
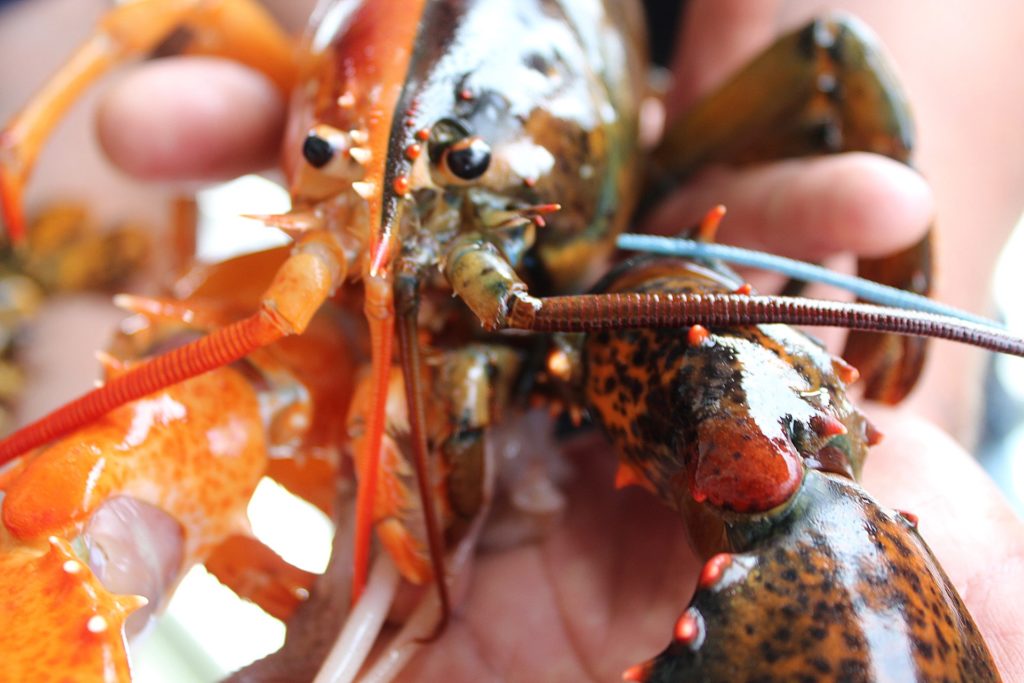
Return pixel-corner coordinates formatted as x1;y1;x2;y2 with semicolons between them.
7;0;1024;679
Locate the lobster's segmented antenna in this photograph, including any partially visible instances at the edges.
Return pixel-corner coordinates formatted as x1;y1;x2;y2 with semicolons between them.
506;292;1024;357
616;234;997;328
0;313;284;465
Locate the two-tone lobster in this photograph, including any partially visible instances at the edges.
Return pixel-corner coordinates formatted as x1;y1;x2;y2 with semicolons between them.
0;0;1019;680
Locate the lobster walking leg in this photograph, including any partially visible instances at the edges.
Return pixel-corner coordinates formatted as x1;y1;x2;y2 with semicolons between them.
654;14;930;403
204;534;317;622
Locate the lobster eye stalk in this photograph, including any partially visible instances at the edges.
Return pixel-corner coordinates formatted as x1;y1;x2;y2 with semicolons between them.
427;118;491;184
302;134;335;168
444;138;491;180
427;118;469;162
301;124;355;172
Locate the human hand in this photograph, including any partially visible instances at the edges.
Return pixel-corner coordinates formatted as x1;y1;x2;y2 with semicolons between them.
392;410;1024;681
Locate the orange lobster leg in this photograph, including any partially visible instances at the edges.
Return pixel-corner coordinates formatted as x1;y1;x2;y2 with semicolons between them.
204;535;316;622
0;0;294;240
0;231;347;464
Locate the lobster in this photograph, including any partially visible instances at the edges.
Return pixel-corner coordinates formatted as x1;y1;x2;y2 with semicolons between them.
0;201;149;433
0;0;1019;680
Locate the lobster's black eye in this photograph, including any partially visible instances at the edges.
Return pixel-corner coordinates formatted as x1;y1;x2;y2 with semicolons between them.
428;118;470;163
303;134;335;168
444;138;491;180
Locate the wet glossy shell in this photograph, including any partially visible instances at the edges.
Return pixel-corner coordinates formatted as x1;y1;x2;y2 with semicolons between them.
584;256;869;517
645;471;999;682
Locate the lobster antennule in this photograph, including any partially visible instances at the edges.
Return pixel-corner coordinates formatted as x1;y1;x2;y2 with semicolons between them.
328;0;427;602
349;113;403;607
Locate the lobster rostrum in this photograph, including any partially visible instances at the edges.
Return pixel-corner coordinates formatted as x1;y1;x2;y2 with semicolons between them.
0;0;1018;680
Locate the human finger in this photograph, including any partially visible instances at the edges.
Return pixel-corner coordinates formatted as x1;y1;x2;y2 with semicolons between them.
643;153;933;262
97;56;285;181
664;0;784;120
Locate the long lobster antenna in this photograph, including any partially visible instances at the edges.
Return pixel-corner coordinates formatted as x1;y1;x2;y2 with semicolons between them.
506;292;1024;357
0;239;342;466
0;313;283;465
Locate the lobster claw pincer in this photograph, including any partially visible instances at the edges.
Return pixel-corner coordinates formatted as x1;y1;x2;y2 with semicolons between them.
579;254;1000;681
628;470;998;682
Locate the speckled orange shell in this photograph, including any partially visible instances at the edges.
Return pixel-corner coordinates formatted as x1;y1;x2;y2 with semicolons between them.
0;367;266;681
